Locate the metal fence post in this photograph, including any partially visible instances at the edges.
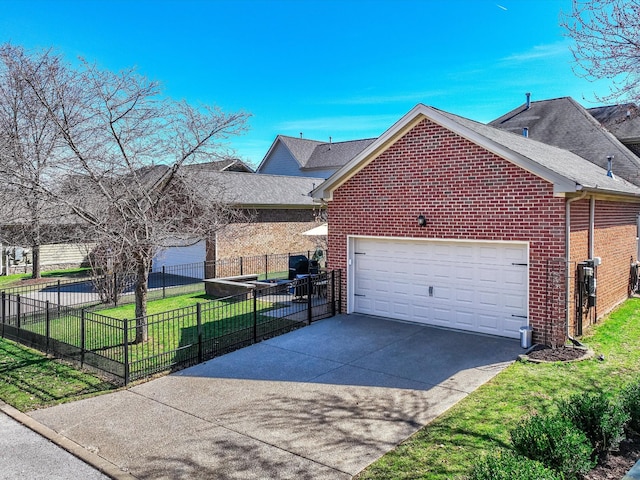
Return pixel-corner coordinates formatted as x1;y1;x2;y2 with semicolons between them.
253;292;258;343
123;318;130;386
240;257;244;276
331;270;336;317
203;261;207;280
307;275;312;325
45;300;50;353
338;270;342;314
57;280;61;308
16;294;21;329
162;265;166;299
1;292;5;337
81;309;86;367
196;303;203;364
264;254;268;280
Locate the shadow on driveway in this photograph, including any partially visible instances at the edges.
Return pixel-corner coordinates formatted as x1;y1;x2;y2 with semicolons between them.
29;314;522;479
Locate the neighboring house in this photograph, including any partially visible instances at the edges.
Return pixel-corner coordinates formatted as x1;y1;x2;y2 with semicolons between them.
313;104;640;346
489;96;640;186
151;168;325;272
256;134;376;178
588;103;640;158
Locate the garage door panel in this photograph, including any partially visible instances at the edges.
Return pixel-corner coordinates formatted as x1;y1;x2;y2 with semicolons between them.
456;288;474;305
353;238;528;339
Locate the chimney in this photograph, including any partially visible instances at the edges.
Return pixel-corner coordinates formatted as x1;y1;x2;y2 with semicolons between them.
523;127;529;138
607;155;615;178
525;92;531;109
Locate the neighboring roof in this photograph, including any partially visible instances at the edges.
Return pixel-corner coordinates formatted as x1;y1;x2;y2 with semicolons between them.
588;103;640;143
186;159;254;173
489;97;640;185
185;170;323;208
257;135;376;172
305;138;377;170
313;104;640;200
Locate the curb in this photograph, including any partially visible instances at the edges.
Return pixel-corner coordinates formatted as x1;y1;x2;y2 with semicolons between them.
0;402;138;480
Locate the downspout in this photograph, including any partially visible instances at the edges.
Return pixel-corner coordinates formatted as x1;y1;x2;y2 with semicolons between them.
589;196;595;259
566;190;587;345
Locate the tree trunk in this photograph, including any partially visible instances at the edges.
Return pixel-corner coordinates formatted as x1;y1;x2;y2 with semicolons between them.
134;256;150;343
31;244;41;279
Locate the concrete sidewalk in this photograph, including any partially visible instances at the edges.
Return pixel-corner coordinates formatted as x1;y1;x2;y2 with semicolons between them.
27;314;521;479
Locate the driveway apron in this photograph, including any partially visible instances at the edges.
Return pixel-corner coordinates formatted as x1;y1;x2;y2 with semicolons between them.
29;314;521;479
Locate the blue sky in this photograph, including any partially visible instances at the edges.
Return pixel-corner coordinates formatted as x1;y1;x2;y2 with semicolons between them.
0;0;615;167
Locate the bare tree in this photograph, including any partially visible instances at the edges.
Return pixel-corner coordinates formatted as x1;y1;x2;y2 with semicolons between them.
562;0;640;102
0;45;65;278
2;44;249;342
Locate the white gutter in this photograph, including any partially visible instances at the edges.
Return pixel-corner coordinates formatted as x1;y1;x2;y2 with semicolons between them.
566;190;588;344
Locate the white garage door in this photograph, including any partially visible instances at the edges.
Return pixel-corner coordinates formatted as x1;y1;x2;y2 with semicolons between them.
152;240;206;272
351;237;528;338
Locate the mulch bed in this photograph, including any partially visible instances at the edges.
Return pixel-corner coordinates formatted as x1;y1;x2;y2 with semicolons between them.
583;435;640;480
521;345;640;478
523;344;593;362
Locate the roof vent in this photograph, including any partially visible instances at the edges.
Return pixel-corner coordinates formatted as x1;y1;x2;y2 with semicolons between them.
526;92;531;109
523;127;529;138
300;132;303;139
607;155;615;179
329;136;332;149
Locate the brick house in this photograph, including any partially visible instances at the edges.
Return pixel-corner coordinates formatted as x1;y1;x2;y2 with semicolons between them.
312;104;640;346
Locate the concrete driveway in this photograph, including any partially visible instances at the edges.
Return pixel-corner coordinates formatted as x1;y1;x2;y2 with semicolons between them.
29;314;521;479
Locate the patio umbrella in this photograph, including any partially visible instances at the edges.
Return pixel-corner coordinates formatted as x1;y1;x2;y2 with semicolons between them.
301;223;328;236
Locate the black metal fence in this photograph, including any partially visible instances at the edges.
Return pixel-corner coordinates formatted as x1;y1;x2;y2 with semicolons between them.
0;270;341;385
0;251;327;309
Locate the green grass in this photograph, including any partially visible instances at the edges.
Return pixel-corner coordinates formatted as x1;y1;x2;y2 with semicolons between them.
356;298;640;480
96;292;219;319
0;337;116;412
18;291;296;376
0;267;91;288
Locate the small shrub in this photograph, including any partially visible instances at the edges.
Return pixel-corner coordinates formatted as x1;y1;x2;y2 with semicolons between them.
466;449;563;480
621;379;640;434
558;391;629;455
511;413;594;479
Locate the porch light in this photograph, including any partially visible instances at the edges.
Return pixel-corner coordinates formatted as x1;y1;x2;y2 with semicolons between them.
417;215;427;227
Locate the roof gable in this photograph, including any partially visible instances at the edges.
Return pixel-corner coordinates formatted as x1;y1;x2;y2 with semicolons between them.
313;104;640;201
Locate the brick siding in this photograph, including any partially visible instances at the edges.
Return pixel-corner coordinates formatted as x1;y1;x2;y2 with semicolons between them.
328;118;572;345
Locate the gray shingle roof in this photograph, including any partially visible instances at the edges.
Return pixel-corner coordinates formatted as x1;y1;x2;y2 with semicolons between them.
588;103;640;142
278;136;324;168
439;107;640;196
489;97;640;186
184;170;323;207
278;135;376;170
183;159;254;173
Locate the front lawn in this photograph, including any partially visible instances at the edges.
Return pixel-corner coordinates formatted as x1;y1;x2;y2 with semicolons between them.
18;291;298;378
0;337;115;411
357;298;640;479
0;267;91;289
